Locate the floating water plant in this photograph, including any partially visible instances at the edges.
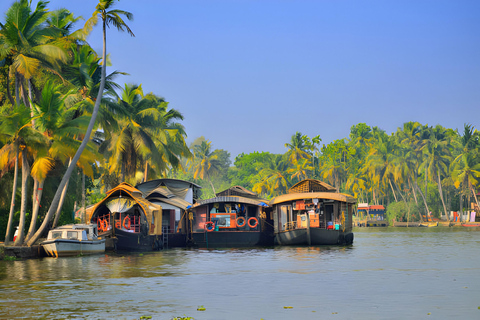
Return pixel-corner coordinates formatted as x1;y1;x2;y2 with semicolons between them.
197;306;206;311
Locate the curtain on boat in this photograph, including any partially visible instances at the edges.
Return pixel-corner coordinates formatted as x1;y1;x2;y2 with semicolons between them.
106;198;136;213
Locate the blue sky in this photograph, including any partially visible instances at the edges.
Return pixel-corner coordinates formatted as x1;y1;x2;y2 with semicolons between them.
2;0;479;160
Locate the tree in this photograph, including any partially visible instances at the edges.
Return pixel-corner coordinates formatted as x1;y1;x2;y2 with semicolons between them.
0;0;67;115
27;0;134;246
191;140;221;195
419;125;453;220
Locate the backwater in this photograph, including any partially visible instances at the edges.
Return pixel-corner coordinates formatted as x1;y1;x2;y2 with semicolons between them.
1;227;479;319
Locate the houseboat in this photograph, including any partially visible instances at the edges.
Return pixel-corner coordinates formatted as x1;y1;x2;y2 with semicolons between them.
135;179;201;248
41;224;105;257
86;183;163;251
269;179;355;246
190;186;274;248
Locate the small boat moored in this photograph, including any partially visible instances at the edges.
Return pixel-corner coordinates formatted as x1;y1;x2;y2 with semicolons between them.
41;224;106;257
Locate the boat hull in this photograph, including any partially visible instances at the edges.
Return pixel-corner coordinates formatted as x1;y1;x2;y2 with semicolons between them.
41;239;106;257
192;230;274;248
275;228;354;246
113;228;162;252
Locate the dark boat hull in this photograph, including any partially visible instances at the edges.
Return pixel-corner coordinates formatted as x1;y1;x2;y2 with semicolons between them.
275;228;354;246
113;228;163;252
192;230;274;248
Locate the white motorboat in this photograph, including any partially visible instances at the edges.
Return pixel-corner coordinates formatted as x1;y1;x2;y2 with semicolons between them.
41;224;106;257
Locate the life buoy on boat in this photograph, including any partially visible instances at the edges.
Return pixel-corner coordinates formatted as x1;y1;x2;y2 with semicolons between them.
205;221;215;232
248;217;258;228
102;219;109;232
123;215;131;230
236;216;246;228
97;218;103;232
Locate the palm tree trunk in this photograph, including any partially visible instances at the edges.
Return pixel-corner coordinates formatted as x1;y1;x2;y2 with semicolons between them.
469;181;480;213
15;71;20;107
4;147;19;245
26;15;108;247
14;148;29;246
415;181;430;221
389;179;398;202
437;171;449;221
52;178;69;228
25;178;44;242
27;79;35;128
6;70;15;106
409;178;418;205
52;158;73;228
82;171;86;222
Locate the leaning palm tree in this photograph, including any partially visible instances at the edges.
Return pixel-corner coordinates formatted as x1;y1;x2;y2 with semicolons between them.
27;0;134;246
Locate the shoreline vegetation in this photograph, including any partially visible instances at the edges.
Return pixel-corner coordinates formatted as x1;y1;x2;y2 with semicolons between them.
1;1;479;247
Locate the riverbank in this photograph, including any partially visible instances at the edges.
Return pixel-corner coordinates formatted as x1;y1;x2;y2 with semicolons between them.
0;243;46;260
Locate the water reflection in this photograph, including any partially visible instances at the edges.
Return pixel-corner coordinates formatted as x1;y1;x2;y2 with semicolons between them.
0;228;479;319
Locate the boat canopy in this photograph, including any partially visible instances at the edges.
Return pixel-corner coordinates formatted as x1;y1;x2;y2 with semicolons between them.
86;183;161;225
193;195;270;208
269;192;356;206
288;179;336;194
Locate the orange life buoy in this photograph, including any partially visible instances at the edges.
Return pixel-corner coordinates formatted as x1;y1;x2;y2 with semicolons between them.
97;218;103;232
248;217;258;228
123;215;131;230
103;219;109;231
205;221;215;232
236;216;246;228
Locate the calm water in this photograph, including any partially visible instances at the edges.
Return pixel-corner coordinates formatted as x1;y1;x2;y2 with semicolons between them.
1;227;480;320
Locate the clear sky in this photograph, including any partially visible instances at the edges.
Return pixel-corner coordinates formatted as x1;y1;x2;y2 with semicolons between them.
2;0;479;160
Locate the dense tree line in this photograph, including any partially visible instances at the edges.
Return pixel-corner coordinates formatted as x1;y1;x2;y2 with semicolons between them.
176;123;480;224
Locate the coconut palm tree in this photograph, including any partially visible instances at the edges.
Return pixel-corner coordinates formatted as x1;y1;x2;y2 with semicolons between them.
191;140;221;195
0;105;30;244
0;0;67;114
27;0;134;246
252;153;290;197
285;132;309;165
419;125;453;220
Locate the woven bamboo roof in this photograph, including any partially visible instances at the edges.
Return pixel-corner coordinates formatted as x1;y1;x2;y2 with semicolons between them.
215;185;259;198
288;179;336;193
269;192;356;206
193;195;269;208
86;183;161;225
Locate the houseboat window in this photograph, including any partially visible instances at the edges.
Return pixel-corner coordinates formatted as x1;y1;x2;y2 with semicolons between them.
212;214;231;227
51;231;63;239
67;231;78;240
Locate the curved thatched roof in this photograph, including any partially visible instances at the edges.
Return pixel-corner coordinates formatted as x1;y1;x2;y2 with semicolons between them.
215;186;259;198
269;192;356;206
288;179;336;193
193;195;269;208
86;183;161;225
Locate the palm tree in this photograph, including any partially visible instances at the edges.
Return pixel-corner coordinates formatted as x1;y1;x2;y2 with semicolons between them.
252;153;290;197
27;0;134;246
285;132;309;164
191;140;221;194
0;105;30;244
0;0;67;114
450;124;480;213
419;125;453;220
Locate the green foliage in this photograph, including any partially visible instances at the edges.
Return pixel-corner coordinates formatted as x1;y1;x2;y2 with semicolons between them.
386;201;421;224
